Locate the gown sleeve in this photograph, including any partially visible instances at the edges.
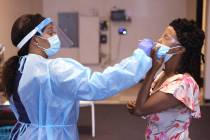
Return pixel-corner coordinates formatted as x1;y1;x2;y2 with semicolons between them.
50;48;152;101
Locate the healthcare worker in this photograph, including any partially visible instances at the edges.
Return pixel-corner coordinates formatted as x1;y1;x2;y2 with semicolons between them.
2;14;152;140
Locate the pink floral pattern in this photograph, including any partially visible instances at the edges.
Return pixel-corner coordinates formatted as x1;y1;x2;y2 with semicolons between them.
145;72;201;140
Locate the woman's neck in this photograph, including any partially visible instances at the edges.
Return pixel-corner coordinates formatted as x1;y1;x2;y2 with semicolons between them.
163;69;176;77
164;54;183;77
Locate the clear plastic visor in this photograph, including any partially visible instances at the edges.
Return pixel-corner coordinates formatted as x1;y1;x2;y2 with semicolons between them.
17;18;74;49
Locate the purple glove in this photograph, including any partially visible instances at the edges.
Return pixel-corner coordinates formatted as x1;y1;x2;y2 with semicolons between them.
138;38;155;56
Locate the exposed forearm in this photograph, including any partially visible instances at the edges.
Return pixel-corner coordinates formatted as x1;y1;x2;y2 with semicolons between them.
133;69;157;116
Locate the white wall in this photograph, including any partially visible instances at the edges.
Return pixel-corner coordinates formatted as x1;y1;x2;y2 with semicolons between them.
43;0;195;63
0;0;43;60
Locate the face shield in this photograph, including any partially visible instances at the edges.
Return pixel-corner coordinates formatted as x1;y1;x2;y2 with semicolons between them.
17;18;74;50
0;44;5;64
0;44;5;55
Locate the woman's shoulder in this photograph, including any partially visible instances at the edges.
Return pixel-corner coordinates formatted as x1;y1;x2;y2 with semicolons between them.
165;73;199;90
159;73;199;98
154;71;196;85
161;73;201;118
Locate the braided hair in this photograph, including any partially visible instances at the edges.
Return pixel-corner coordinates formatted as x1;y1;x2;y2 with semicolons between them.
169;18;205;86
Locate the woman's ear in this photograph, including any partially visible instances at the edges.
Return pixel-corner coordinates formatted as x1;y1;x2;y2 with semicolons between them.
30;36;39;47
33;36;44;44
32;36;50;48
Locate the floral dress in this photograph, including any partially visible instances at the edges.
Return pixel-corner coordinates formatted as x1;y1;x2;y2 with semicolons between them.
144;72;201;140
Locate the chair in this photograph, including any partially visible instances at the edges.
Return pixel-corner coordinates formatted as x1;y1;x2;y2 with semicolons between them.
79;101;95;137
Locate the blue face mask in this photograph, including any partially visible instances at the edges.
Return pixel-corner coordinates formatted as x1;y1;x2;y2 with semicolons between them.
156;43;177;63
138;39;180;62
44;35;61;57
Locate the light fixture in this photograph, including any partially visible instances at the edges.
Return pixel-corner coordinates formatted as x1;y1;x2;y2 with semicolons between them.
118;27;127;35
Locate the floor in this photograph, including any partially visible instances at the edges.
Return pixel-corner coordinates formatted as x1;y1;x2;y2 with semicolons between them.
79;105;210;140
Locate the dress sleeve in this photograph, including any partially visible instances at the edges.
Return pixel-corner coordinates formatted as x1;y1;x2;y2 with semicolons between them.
159;74;201;118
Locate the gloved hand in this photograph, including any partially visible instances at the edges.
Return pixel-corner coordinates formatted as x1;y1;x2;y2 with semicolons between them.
138;38;155;56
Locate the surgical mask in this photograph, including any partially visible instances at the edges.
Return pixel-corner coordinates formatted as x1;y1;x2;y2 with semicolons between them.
138;39;181;62
138;39;174;62
156;43;179;63
37;35;61;57
44;35;61;57
163;53;174;62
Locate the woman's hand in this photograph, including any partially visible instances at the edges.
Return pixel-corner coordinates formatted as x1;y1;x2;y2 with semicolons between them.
150;46;164;72
126;100;136;114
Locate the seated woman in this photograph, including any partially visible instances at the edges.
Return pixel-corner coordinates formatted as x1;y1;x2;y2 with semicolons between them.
127;18;205;140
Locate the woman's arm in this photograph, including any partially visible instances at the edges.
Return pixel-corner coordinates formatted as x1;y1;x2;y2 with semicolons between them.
132;87;181;116
129;48;181;116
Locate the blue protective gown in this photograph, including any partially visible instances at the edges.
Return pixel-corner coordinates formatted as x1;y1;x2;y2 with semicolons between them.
9;48;152;140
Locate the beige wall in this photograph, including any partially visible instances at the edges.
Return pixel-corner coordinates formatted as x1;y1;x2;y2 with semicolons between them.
204;0;210;99
0;0;196;62
0;0;43;60
43;0;196;63
30;0;43;14
186;0;196;20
